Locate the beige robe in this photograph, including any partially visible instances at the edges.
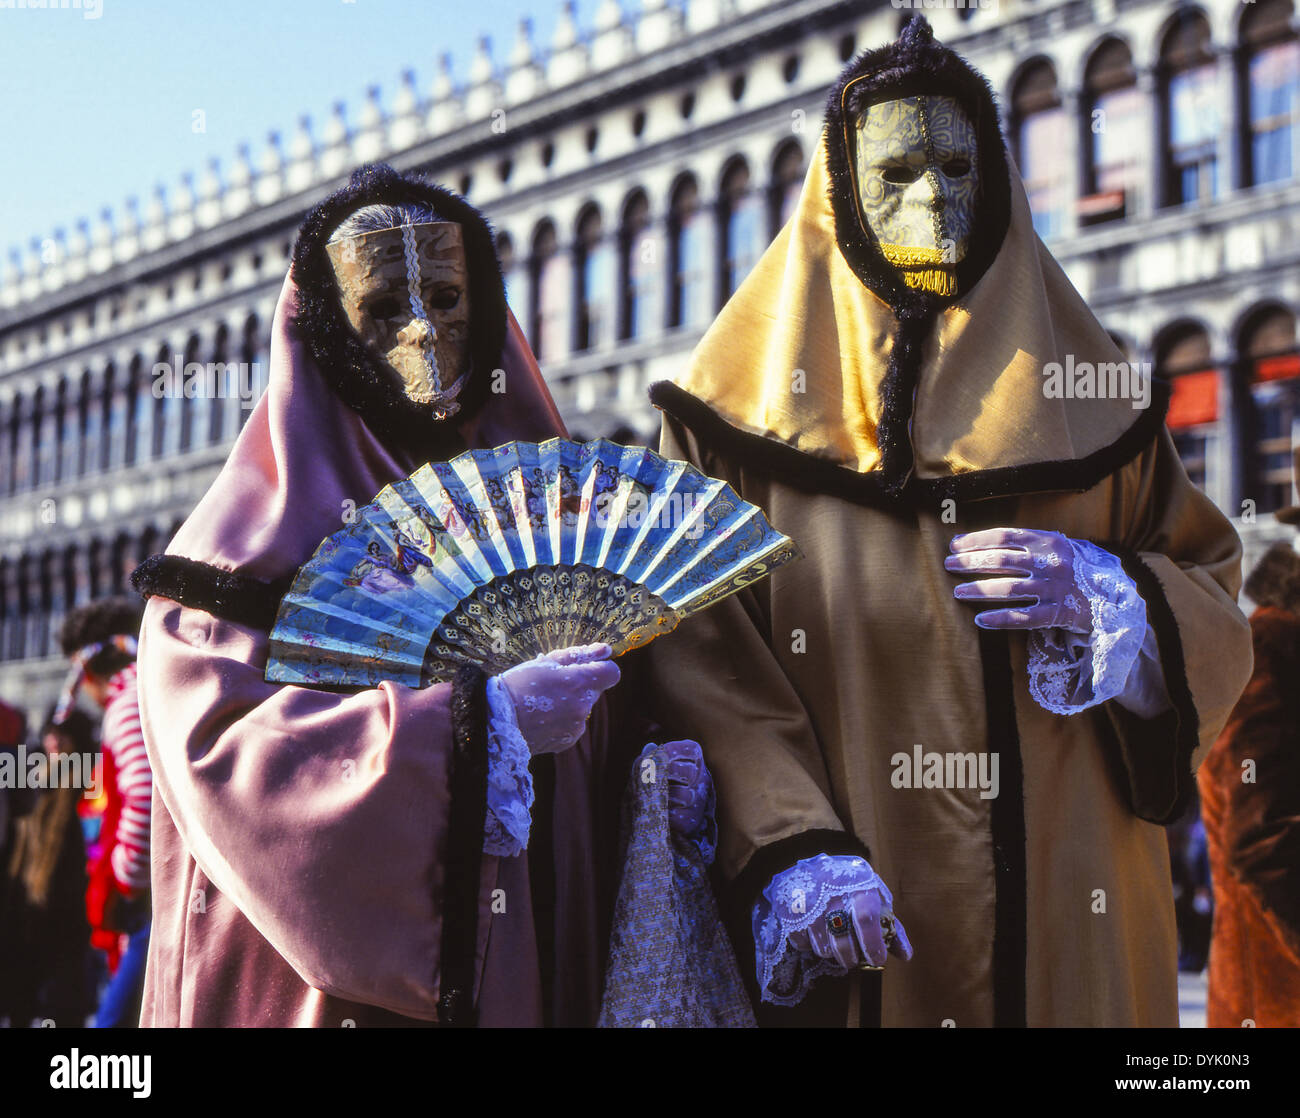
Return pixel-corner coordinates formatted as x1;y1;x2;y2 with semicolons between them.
641;87;1253;1025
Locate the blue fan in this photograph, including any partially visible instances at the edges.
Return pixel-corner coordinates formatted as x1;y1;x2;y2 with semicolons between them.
266;438;800;687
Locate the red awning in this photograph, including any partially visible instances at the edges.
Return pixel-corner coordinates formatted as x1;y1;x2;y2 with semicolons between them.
1167;369;1219;429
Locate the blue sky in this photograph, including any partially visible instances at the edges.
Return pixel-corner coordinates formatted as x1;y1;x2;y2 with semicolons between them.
0;0;604;261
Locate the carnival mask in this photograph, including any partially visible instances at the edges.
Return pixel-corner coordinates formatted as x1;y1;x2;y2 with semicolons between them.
326;222;473;417
853;94;979;295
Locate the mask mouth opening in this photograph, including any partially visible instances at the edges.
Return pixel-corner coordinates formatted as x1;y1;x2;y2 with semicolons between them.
823;20;1012;310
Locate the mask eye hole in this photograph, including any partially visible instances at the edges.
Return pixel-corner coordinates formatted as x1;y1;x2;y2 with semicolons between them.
367;296;403;319
882;165;921;186
942;158;971;178
426;288;461;311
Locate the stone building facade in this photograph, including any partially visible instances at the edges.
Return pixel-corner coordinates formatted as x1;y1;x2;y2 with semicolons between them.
2;0;1297;723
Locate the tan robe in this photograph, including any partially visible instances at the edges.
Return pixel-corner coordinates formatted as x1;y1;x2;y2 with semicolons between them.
642;115;1254;1026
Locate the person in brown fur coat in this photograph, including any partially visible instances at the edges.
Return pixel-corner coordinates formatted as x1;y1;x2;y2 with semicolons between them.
1198;526;1300;1028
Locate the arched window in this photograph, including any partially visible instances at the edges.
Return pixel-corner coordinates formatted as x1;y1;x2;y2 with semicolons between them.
0;398;9;498
1237;305;1300;512
574;206;612;352
1081;39;1143;224
76;370;101;477
58;375;81;480
210;326;229;446
124;355;143;466
529;221;568;363
110;533;133;595
0;558;12;662
26;552;48;659
105;360;130;470
770;140;805;236
1157;322;1220;490
1240;0;1299;187
35;385;57;487
129;356;151;465
86;537;105;602
153;344;178;458
11;393;34;495
6;551;29;660
668;175;706;329
1160;10;1219;206
719;158;762;303
71;543;92;611
179;334;202;454
1012;60;1069;238
47;546;74;664
618;190;654;342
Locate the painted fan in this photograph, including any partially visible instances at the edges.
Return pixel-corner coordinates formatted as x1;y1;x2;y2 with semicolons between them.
266;438;800;688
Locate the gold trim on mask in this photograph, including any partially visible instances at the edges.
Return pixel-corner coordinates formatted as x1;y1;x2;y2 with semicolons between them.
877;244;957;295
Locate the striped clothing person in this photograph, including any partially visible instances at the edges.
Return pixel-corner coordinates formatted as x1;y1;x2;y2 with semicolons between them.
101;662;152;895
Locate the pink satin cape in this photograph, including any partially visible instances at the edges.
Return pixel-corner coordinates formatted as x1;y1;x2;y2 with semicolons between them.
137;271;624;1026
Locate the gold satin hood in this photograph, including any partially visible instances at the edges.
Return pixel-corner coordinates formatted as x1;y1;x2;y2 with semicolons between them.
651;17;1168;505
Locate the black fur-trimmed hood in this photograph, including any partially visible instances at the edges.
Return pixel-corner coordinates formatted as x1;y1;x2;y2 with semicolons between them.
291;162;506;454
823;13;1013;313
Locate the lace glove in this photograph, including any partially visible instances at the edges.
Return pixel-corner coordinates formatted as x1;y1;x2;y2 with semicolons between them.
483;644;620;857
482;676;534;857
752;853;912;1007
498;643;620;754
659;738;717;864
945;528;1169;716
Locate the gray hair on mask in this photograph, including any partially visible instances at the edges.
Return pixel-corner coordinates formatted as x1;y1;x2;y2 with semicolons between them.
327;202;445;242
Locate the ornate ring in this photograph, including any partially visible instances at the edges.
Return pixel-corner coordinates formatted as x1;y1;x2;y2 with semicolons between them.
825;909;852;937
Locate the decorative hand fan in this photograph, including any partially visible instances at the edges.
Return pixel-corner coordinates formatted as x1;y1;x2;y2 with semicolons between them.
265;438;800;688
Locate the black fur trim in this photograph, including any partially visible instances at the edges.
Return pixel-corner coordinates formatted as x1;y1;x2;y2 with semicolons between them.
1097;545;1202;824
876;305;940;495
822;15;1013;309
130;554;292;631
439;664;491;1027
291;162;506;458
648;378;1172;508
978;628;1027;1028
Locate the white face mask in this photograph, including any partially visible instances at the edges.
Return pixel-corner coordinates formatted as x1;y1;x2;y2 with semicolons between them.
853;94;979;293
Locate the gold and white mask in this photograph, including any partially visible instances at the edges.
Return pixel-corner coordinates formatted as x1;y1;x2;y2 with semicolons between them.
853;94;979;296
326;221;472;417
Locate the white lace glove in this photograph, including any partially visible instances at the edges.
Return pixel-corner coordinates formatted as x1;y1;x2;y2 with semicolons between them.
945;527;1093;633
945;528;1168;716
753;854;912;1006
497;642;620;755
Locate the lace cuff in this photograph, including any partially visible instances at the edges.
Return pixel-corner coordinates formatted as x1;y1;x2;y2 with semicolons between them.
483;676;534;857
1026;538;1147;715
752;853;888;1007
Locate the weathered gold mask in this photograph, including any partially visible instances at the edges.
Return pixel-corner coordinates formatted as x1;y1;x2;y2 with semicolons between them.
326;222;472;417
853;95;979;296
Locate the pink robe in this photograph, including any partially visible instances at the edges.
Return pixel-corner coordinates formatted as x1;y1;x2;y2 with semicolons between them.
138;273;640;1026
